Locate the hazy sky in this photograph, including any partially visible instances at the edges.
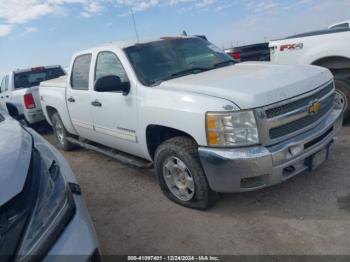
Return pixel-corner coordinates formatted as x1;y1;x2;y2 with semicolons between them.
1;0;350;77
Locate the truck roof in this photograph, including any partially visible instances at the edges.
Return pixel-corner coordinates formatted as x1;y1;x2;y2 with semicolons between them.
279;27;350;41
328;20;350;29
75;36;196;55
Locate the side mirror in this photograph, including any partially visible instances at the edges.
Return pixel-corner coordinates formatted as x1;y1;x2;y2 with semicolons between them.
94;75;130;95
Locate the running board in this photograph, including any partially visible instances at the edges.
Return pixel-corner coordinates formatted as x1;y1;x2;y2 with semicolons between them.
66;137;153;169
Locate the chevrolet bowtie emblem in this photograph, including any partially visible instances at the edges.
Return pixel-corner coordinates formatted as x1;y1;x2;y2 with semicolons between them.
309;101;321;114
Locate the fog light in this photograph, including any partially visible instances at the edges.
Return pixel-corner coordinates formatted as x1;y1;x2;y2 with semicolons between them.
287;144;304;159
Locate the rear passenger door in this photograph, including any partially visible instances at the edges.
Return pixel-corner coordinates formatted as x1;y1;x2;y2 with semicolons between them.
66;54;95;140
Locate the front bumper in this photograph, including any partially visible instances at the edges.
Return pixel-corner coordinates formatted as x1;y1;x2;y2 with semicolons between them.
42;149;99;261
24;127;100;261
198;108;343;193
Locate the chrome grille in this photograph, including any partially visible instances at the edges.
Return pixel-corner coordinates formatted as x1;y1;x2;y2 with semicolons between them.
265;82;334;119
269;94;334;139
256;81;335;145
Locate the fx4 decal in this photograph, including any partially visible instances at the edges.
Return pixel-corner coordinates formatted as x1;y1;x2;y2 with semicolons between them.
280;43;304;52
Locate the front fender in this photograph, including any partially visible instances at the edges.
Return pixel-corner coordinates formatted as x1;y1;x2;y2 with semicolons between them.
138;88;238;158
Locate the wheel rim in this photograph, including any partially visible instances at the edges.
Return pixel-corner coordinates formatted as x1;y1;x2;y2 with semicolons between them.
335;89;348;112
162;156;195;201
55;121;65;145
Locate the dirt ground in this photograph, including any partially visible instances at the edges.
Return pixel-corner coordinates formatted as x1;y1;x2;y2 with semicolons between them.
42;124;350;255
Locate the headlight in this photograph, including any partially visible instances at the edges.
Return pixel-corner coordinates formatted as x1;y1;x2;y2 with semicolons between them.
17;149;75;259
206;110;259;147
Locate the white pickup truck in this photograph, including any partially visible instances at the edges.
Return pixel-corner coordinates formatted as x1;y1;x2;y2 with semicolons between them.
0;66;65;125
40;37;343;209
269;26;350;121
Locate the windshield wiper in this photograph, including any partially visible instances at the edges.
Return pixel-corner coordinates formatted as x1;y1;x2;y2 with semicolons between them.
213;60;236;68
170;67;210;78
149;67;210;86
149;80;164;87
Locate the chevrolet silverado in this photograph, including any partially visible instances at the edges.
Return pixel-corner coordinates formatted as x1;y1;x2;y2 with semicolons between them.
40;37;343;209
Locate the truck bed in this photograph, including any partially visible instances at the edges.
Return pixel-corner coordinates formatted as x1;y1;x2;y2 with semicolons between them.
40;75;67;88
39;75;74;132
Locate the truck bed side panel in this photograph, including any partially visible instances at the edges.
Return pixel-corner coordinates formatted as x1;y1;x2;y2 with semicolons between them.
40;77;77;135
270;31;350;65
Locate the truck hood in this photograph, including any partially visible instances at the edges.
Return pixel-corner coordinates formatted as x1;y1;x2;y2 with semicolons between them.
0;115;32;206
158;62;332;109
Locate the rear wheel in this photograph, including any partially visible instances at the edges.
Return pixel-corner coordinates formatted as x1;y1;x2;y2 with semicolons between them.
334;79;350;122
154;136;214;210
51;112;77;151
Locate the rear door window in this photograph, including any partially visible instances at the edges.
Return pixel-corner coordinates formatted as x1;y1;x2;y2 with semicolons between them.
14;67;65;89
71;54;92;90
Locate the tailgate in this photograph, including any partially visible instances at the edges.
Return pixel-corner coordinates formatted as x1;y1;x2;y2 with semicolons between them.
23;86;42;111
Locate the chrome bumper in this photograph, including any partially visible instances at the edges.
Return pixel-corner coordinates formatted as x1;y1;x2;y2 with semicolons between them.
25;109;45;124
198;108;343;193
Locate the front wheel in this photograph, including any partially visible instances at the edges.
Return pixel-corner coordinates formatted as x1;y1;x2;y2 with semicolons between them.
51;112;77;151
154;137;213;210
335;79;350;122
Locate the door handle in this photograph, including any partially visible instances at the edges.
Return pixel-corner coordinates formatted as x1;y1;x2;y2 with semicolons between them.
0;96;3;99
68;97;75;103
5;96;9;98
91;100;102;107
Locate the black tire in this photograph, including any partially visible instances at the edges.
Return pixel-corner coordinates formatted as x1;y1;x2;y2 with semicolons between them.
335;78;350;122
51;112;77;151
154;136;214;210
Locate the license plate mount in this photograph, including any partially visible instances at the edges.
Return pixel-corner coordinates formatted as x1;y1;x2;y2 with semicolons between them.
309;148;329;171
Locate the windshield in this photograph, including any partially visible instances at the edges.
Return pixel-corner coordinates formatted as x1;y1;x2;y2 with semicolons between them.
124;38;235;86
14;67;65;89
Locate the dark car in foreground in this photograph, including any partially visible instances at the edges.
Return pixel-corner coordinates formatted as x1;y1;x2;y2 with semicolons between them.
0;110;100;261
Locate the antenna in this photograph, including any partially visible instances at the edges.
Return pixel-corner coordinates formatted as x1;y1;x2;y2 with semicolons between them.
130;8;140;42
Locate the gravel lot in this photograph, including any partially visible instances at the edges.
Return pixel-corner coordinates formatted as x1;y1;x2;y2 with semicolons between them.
42;124;350;255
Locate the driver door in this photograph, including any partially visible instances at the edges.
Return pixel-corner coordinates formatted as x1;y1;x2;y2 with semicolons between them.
90;50;139;155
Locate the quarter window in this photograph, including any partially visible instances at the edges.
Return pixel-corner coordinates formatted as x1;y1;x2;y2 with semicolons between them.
71;54;92;90
95;52;129;87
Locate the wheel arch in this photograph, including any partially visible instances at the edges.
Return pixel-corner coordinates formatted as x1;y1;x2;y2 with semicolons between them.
5;102;19;118
312;56;350;80
146;125;197;160
45;106;58;125
44;105;77;135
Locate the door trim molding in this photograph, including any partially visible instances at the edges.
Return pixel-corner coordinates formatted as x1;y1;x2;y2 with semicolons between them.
71;119;94;130
94;124;137;142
